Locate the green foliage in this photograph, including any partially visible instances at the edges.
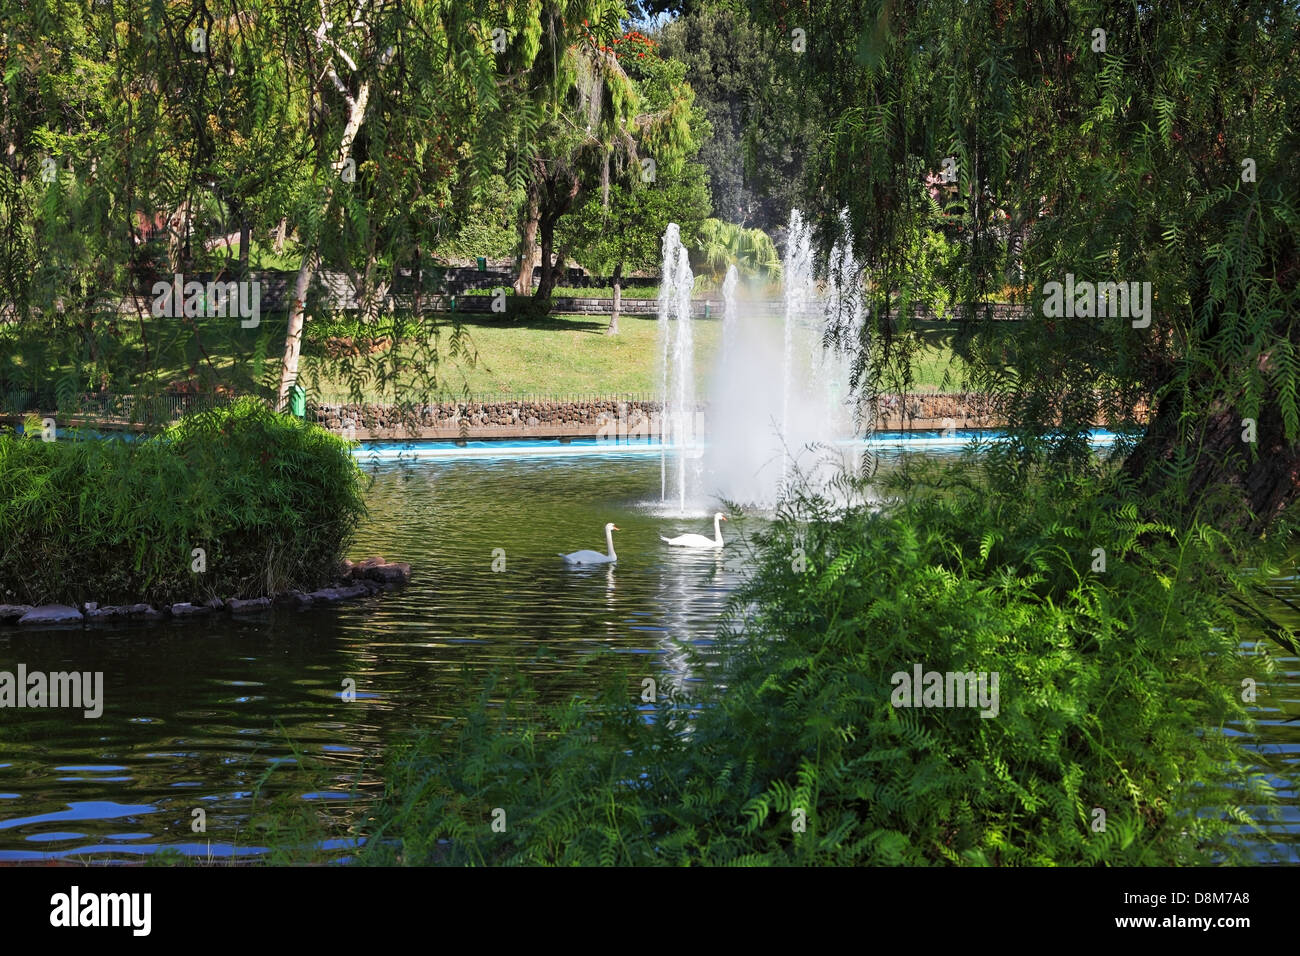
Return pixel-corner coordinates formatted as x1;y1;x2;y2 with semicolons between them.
657;0;809;234
354;460;1277;865
504;2;711;304
557;44;714;280
561;162;712;276
0;400;367;606
432;174;520;262
758;0;1300;528
0;0;536;407
692;217;780;280
549;45;713;321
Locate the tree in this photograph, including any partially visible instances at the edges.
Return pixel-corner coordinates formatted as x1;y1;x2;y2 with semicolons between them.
691;218;780;282
656;0;808;236
276;0;510;408
752;0;1300;534
1;0;301;401
560;47;712;332
1;1;529;412
564;160;711;332
503;6;699;309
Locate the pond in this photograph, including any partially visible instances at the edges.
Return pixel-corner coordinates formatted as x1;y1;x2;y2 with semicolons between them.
0;444;1296;863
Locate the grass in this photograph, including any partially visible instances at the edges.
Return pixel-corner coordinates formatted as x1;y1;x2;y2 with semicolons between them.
3;303;966;409
209;238;308;272
911;337;971;392
322;311;722;398
303;312;966;400
440;312;705;396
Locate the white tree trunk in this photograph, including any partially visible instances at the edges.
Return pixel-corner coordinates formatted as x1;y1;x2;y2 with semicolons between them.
276;81;371;411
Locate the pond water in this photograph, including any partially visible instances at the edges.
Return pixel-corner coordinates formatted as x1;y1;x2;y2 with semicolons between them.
0;446;1296;863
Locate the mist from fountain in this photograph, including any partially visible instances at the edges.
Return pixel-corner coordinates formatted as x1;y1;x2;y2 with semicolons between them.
720;265;739;379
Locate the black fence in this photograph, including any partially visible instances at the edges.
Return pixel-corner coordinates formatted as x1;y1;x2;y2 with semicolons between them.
0;389;241;426
127;265;657;306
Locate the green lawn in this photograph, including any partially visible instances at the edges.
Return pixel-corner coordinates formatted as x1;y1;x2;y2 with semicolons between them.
215;238;307;272
910;339;971;392
5;305;964;407
304;312;964;400
308;311;722;399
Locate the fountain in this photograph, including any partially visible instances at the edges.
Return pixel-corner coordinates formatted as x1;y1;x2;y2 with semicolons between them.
658;211;866;512
781;210;816;485
658;224;697;514
720;265;739;381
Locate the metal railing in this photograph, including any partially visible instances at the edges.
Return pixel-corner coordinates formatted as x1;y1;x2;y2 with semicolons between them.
309;390;661;408
1;389;242;426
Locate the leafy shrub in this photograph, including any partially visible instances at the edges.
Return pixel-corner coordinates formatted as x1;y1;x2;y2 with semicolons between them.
0;398;367;606
356;459;1279;865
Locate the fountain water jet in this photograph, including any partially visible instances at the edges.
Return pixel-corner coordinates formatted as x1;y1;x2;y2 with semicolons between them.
720;265;739;381
663;211;867;512
781;211;815;485
657;224;697;514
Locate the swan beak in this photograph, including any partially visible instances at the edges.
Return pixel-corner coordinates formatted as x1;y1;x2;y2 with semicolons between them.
720;515;728;521
611;525;620;531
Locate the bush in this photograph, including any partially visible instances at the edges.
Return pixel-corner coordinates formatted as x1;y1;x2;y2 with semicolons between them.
355;459;1279;865
0;398;367;606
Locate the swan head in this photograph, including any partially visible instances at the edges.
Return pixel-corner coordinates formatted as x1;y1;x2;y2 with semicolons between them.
605;523;620;533
715;513;728;522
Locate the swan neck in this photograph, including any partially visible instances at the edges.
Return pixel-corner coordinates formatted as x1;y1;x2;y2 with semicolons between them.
606;526;616;560
714;514;723;544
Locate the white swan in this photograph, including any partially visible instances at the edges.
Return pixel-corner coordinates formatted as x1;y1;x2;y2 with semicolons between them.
559;523;620;564
661;512;727;548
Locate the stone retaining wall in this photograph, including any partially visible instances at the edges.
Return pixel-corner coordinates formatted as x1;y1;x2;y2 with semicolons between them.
312;393;1009;440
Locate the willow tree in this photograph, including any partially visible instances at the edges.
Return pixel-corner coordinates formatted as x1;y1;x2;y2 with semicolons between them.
559;49;712;333
274;0;523;408
1;0;303;406
753;0;1300;533
2;1;529;410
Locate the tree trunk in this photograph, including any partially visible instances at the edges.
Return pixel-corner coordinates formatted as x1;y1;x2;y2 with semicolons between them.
277;249;318;406
1122;380;1300;535
514;186;540;296
535;215;560;303
273;217;287;254
608;261;622;335
276;80;371;411
554;249;567;290
531;170;582;307
238;219;251;271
